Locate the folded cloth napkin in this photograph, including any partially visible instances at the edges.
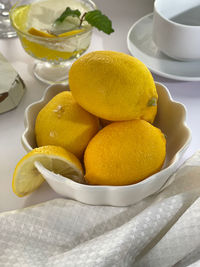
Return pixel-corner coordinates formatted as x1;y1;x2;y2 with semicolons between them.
0;52;26;114
1;151;200;267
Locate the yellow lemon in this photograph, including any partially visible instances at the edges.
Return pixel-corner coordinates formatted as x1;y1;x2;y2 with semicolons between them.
13;145;84;197
35;91;99;159
84;120;166;186
69;51;158;123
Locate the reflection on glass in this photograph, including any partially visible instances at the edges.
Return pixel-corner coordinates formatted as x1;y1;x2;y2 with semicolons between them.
0;0;16;38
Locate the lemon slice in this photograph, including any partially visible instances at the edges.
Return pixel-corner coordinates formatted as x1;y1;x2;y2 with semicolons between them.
12;145;84;197
28;27;84;38
28;27;55;38
58;28;84;37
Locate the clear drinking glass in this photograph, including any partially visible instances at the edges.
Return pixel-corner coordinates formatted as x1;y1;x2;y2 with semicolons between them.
10;0;96;84
0;0;16;38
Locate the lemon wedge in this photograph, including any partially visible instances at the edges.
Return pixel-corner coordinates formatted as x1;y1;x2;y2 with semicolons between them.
28;27;84;38
12;145;84;197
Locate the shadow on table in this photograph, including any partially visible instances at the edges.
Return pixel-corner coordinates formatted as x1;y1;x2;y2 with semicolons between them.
23;182;60;208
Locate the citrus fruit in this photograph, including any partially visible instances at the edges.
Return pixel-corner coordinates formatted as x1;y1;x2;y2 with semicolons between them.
28;27;84;38
28;27;55;38
12;145;84;197
69;51;158;123
35;91;99;159
84;120;166;186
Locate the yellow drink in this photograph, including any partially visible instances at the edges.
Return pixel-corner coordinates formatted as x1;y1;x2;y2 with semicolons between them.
10;0;93;63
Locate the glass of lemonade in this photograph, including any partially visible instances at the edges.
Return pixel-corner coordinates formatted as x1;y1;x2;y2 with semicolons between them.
10;0;96;84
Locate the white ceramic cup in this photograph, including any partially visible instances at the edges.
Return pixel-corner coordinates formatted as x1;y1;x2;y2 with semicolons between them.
152;0;200;61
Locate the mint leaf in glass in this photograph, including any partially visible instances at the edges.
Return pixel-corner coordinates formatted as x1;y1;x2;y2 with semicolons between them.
54;7;114;35
54;7;81;24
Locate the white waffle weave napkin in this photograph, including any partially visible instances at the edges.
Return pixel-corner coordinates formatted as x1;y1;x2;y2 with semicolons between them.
1;151;200;267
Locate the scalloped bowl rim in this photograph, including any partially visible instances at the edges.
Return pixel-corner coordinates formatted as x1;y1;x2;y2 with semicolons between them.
21;82;192;206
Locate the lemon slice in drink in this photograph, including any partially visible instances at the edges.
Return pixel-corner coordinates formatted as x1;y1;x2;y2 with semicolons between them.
28;27;84;38
28;27;55;38
58;28;84;37
12;145;84;197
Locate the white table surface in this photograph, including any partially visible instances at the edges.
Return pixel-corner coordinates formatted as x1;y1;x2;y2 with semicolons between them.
0;0;199;213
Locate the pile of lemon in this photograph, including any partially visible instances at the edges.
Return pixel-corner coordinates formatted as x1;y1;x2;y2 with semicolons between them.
13;51;166;197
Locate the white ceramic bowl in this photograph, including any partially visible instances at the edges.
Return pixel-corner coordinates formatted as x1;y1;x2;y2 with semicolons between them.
153;0;200;61
22;83;191;206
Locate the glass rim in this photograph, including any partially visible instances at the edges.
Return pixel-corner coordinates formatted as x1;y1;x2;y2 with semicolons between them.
10;0;96;41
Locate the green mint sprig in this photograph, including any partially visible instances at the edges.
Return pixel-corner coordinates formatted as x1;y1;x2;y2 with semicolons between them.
54;7;114;35
54;7;81;24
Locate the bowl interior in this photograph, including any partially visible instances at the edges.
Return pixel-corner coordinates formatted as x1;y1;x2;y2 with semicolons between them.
22;82;191;175
154;83;190;168
23;85;68;151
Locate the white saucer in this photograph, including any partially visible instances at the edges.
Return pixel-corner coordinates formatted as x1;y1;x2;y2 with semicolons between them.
127;13;200;81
